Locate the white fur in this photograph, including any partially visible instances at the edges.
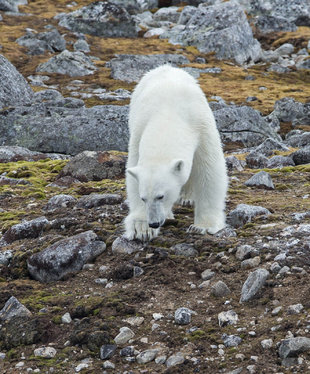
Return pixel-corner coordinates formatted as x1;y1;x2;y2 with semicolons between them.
125;65;228;241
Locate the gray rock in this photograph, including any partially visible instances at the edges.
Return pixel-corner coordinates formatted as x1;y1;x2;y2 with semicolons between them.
36;50;97;77
136;349;159;364
27;230;106;282
218;310;239;327
290;146;310;165
44;194;77;212
58;1;137;37
245;171;274;190
270;97;310;126
278;337;310;359
99;344;117;360
0;250;13;265
254;15;297;33
171;243;198;257
107;54;190;83
114;326;135;345
261;338;273;349
296;56;310;70
0;175;31;186
228;204;271;228
0;104;129;155
166;352;185;367
61;312;72;324
287;303;304;315
236;245;257;261
165;1;261;65
0;0;27;12
241;256;261;269
225;156;244;172
222;333;242;347
73;39;90;53
3;216;49;243
252;138;290;156
201;268;215;281
0;296;32;321
34;347;57;358
245;153;268;169
16;29;66;55
0;146;68;163
175;307;193;325
211;280;231;297
291;211;310;222
266;156;295;169
111;236;144;255
153;6;180;23
59;151;127;181
119;346;135;357
240;268;270;303
112;0;158;14
77;193;122;209
286;130;310;148
0;54;34;109
214;106;281;147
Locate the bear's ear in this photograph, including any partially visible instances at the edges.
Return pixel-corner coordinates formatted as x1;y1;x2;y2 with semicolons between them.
171;159;184;175
127;166;140;181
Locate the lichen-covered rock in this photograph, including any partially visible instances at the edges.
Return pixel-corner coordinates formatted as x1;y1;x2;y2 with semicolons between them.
270;98;310;126
3;216;49;243
240;268;269;303
290;146;310;165
107;54;190;83
0;54;33;109
44;194;77;212
164;0;261;65
245;171;274;190
58;1;137;37
27;230;106;282
59;151;127;181
279;337;310;359
0;296;32;321
36;50;97;77
228;204;271;228
0;146;69;163
286;130;310;148
254;15;297;33
77;193;122;208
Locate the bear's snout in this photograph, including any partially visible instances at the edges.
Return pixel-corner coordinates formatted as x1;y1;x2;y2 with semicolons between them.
149;222;161;229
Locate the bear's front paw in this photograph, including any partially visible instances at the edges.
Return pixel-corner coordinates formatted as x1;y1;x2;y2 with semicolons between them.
124;214;159;241
187;223;224;235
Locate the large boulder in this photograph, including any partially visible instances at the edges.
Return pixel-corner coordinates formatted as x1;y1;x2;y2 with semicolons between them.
164;0;261;65
0;103;129;155
58;1;137;37
0;54;34;109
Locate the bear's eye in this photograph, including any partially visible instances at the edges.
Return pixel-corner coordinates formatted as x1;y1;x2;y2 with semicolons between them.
156;195;164;200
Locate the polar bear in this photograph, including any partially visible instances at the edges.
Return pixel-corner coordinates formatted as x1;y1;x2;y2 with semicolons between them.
124;65;228;241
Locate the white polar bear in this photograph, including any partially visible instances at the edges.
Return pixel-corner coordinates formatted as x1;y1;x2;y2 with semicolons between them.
124;65;228;241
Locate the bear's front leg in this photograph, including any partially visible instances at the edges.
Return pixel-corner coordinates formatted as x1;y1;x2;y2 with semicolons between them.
188;204;226;235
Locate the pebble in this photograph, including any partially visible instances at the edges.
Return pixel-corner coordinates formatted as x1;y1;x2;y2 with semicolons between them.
222;334;242;347
136;349;159;364
287;304;304;315
75;363;89;372
174;307;193;325
0;352;6;359
241;256;261;269
272;306;283;315
166;352;185;367
153;313;164;321
261;338;273;349
95;278;108;285
99;265;109;274
34;347;57;358
99;345;117;360
211;280;231;297
201;268;215;280
240;268;270;303
102;360;115;369
114;327;135;345
111;236;144;255
124;316;145;326
155;355;167;364
61;312;72;324
235;245;256;261
218;310;239;327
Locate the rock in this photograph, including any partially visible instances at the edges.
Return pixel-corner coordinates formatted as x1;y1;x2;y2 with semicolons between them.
0;146;69;163
16;29;66;55
0;105;129;155
254;15;297;33
241;256;261;269
0;250;13;265
34;347;57;358
266;156;295;169
59;151;127;181
0;175;31;186
171;243;198;257
166;352;185;367
102;360;115;369
218;310;239;327
124;316;145;326
235;245;257;261
278;337;310;359
270;98;310;126
261;338;273;349
0;296;32;321
119;345;135;357
27;230;106;282
58;1;137;37
175;307;193;325
77;193;122;208
111;236;144;255
290;146;310;165
73;39;90;53
44;194;77;212
287;304;304;315
240;268;270;303
245;153;268;169
0;0;27;12
228;204;271;228
114;327;135;345
252;138;290;157
0;54;34;109
99;344;117;360
214;106;281;147
286;130;310;148
136;349;159;364
3;216;49;243
225;156;244;172
153;6;180;23
165;1;261;65
211;280;231;297
107;54;190;83
61;312;72;324
245;171;275;190
36;50;97;77
201;268;215;281
222;333;242;347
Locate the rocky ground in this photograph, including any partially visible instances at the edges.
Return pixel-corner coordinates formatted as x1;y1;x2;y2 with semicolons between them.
0;0;310;373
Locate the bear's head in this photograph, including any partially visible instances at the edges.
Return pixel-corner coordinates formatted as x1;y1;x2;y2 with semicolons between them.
127;159;186;229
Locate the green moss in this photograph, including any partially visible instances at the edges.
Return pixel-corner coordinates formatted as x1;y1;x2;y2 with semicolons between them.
186;329;207;342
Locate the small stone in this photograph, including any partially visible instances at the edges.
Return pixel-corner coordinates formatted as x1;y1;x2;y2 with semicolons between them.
261;338;273;349
119;346;135;357
222;334;242;347
0;296;32;321
155;355;167;364
95;278;108;285
245;171;274;190
198;280;210;289
111;236;144;255
287;304;304;315
174;307;192;325
240;268;270;303
235;245;256;261
99;345;117;360
241;256;261;269
0;352;5;360
278;337;310;359
272;306;282;315
0;250;13;266
153;313;164;321
124;316;144;326
114;327;135;345
102;360;115;369
171;243;198;257
136;349;159;364
211;281;231;297
279;266;290;275
270;262;281;273
218;310;239;327
228;204;271;228
201;269;215;281
61;312;72;324
99;265;109;274
166;352;185;367
34;347;57;358
75;363;89;372
133;266;144;277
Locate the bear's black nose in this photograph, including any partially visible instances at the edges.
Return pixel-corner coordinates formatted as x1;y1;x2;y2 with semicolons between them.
149;222;160;229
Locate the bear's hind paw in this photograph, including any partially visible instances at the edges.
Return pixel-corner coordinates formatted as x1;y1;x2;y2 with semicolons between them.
187;224;207;235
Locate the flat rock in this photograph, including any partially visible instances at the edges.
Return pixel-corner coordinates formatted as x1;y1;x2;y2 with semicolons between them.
286;131;310;148
58;1;137;37
27;230;106;282
107;54;190;83
245;171;274;190
0;146;68;163
228;204;271;228
171;243;198;257
59;151;127;181
100;344;117;360
44;194;77;212
222;333;242;347
0;54;33;109
136;349;159;364
0;175;31;186
3;216;49;244
77;193;122;208
111;236;144;255
278;337;310;359
0;296;32;321
34;347;57;358
267;156;295;169
114;326;135;345
240;268;270;303
166;352;185;368
36;50;97;77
